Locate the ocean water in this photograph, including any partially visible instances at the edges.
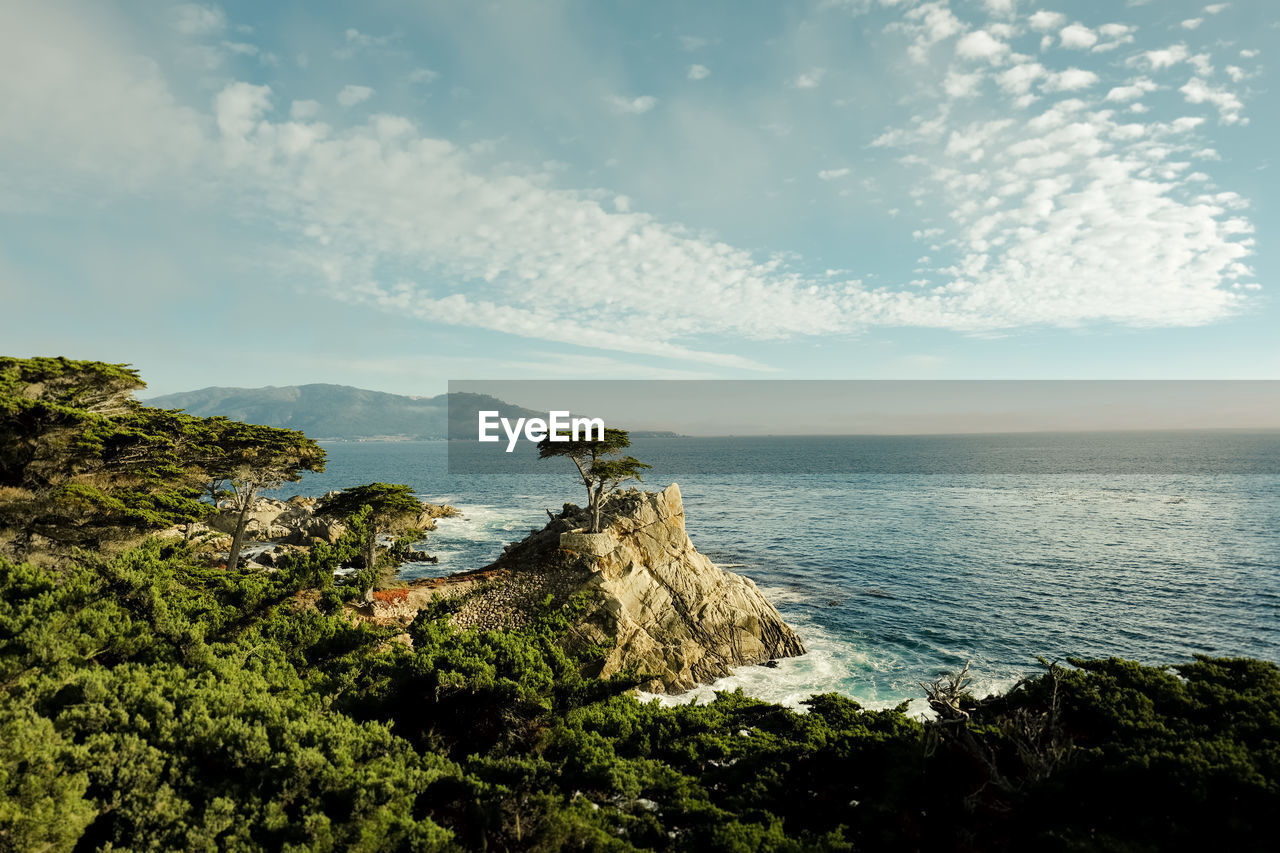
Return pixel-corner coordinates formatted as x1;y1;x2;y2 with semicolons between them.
268;434;1280;713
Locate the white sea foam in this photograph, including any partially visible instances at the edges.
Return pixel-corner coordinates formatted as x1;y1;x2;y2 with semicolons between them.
639;615;881;712
638;584;1034;717
641;643;1026;719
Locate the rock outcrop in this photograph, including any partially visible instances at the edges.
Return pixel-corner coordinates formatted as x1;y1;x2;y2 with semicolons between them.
567;484;806;691
159;495;458;562
403;483;805;693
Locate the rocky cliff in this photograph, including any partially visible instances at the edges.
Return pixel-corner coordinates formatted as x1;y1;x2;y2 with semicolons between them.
397;483;806;693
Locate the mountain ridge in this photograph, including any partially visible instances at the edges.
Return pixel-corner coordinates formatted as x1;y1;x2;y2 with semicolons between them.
144;384;541;440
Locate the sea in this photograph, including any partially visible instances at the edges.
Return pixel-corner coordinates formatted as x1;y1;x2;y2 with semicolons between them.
267;433;1280;714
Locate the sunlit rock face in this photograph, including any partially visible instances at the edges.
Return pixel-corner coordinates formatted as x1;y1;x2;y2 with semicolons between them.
547;483;806;692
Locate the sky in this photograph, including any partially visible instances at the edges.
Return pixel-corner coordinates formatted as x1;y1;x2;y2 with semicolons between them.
1;0;1276;396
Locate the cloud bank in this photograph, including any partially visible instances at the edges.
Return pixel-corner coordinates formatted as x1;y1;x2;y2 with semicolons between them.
0;0;1261;370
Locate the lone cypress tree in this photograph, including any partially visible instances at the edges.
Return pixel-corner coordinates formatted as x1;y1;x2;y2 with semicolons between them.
536;428;651;533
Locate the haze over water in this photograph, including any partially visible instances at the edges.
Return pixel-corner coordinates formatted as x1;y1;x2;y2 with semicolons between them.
273;432;1280;713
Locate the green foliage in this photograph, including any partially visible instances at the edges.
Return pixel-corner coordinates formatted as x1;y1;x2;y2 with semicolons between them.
537;428;652;532
0;547;458;851
0;356;323;557
3;357;1279;851
202;417;326;571
3;536;1279;851
203;415;327;502
0;701;96;851
318;484;423;581
318;483;421;526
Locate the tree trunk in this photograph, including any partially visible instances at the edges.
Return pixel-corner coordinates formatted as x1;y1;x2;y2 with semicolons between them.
363;530;379;603
572;456;594;527
590;483;606;533
227;494;254;571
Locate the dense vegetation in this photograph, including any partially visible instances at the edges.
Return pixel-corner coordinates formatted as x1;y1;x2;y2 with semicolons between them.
2;358;1277;851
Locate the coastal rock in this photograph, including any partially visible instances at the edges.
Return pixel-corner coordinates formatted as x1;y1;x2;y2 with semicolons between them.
565;484;806;692
432;483;805;693
195;494;453;548
209;498;289;537
415;503;459;531
286;515;347;546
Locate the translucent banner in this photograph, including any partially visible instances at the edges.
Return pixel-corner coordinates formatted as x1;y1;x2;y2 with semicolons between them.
446;380;1280;475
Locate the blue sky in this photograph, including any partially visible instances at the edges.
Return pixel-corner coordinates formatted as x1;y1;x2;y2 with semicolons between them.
1;0;1275;396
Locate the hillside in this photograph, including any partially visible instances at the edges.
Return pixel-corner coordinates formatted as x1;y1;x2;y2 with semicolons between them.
144;384;541;440
6;357;1280;851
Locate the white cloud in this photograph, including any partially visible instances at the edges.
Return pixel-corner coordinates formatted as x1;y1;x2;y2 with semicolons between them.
1105;77;1158;101
678;35;708;51
1042;68;1099;92
1180;77;1245;124
334;28;398;60
944;70;984;98
337;84;374;107
791;67;826;88
993;60;1044;90
687;64;710;80
202;75;1266;361
944;119;1014;162
1181;18;1204;30
191;97;872;366
172;4;226;36
1239;49;1258;58
996;62;1045;104
224;128;859;364
0;0;1262;366
868;80;1254;332
605;94;657;114
983;0;1017;17
289;99;321;120
892;2;965;63
818;167;852;180
1204;3;1229;13
1028;11;1066;32
1098;23;1134;39
1092;23;1136;52
956;30;1010;63
409;68;439;84
215;82;271;138
1140;44;1190;70
1059;24;1098;50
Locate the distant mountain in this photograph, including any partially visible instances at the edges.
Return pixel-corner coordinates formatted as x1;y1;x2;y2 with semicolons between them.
144;384;542;440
